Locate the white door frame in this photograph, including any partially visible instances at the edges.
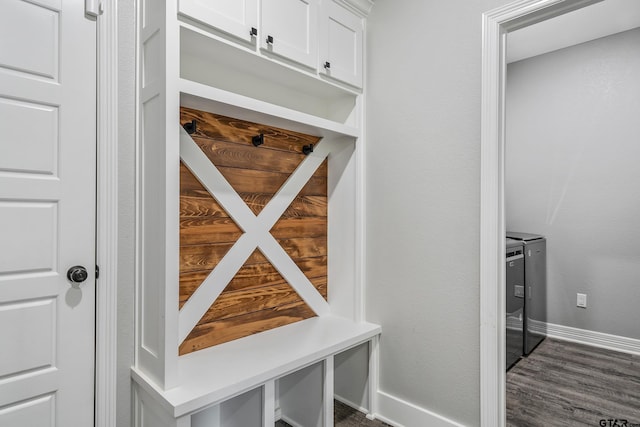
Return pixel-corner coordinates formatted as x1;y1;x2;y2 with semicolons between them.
479;0;603;425
96;0;119;426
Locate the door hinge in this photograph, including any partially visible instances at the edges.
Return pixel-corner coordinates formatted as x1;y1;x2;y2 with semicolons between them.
86;0;103;18
96;265;100;279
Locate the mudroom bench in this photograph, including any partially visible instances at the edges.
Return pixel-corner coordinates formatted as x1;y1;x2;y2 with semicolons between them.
132;315;380;426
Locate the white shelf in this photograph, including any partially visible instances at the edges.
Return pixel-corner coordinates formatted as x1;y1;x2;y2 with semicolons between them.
180;21;360;96
131;315;381;418
179;79;360;138
179;22;360;124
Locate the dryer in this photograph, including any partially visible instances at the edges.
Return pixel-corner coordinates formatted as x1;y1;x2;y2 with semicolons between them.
507;232;547;355
506;238;525;370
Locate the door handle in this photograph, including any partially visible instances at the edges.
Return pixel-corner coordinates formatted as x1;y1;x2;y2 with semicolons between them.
67;266;88;284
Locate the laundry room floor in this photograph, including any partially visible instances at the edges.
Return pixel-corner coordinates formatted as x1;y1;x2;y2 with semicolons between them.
507;338;640;426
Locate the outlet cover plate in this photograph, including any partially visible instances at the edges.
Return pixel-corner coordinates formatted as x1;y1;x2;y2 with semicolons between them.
577;293;587;308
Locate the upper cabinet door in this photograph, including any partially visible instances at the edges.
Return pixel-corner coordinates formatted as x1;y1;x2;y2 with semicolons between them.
261;0;318;69
179;0;259;43
319;1;363;88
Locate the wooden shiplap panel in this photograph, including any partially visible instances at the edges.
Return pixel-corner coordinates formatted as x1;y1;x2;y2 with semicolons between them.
179;108;327;353
179;300;317;355
181;107;318;152
179;251;327;307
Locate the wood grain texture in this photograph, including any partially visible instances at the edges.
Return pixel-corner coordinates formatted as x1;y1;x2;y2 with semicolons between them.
193;136;304;175
179;255;328;307
182;162;327;218
199;280;327;324
179;108;327;353
181;107;319;152
180;237;327;275
179;300;317;355
507;338;640;427
215;163;327;196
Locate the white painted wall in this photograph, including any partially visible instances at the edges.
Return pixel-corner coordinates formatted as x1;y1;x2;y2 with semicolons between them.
111;2;639;426
365;1;512;426
506;28;640;340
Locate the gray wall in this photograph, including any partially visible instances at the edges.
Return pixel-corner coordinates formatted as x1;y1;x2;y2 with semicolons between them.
117;1;136;426
365;1;511;425
506;28;640;339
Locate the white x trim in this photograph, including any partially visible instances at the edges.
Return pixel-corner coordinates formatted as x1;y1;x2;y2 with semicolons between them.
178;127;334;343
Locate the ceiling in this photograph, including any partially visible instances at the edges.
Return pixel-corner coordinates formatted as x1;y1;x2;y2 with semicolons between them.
507;0;640;63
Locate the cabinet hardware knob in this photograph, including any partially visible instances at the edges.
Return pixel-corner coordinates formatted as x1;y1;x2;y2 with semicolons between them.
324;61;331;69
266;35;274;44
302;144;314;155
250;27;258;37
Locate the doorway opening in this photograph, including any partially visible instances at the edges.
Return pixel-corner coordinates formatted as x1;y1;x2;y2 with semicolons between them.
481;0;640;425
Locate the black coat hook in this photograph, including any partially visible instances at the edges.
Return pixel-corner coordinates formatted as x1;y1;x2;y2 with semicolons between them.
302;144;314;155
252;133;264;147
183;120;196;135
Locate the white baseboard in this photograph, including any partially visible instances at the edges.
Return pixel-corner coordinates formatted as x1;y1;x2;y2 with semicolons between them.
279;414;304;427
543;322;640;356
372;391;466;427
334;394;369;415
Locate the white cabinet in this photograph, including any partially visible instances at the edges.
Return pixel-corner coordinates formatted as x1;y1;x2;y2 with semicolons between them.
319;1;363;88
178;0;258;43
260;0;319;69
178;0;367;89
134;1;377;426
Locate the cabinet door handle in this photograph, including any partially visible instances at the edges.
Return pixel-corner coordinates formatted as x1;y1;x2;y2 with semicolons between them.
266;35;274;44
324;61;331;69
250;27;258;37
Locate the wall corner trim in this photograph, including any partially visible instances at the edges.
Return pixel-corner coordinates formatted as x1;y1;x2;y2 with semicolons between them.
95;0;119;426
373;391;467;427
334;0;374;17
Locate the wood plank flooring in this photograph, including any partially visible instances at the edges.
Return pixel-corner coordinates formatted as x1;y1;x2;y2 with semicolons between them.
275;339;639;427
507;338;640;427
275;400;392;427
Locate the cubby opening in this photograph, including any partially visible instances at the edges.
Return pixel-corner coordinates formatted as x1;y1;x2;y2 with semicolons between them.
191;387;263;427
277;361;326;427
334;342;370;412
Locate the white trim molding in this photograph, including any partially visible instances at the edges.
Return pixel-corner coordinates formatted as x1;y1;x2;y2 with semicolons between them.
543;323;640;356
373;391;466;427
334;394;368;415
96;0;119;426
335;0;374;18
480;1;604;426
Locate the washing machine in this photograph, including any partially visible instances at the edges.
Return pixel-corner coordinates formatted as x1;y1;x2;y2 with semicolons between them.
506;232;547;355
506;238;525;370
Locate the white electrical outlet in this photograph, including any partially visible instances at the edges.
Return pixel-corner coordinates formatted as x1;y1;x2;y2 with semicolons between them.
577;293;587;308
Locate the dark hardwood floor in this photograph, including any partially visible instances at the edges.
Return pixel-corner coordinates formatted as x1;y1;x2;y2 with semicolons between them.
275;339;640;427
275;400;392;427
507;338;640;427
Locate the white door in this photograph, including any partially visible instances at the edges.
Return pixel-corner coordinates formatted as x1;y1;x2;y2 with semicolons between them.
0;0;96;426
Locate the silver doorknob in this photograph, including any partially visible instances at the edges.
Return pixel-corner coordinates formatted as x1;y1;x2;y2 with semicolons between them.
67;266;88;284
